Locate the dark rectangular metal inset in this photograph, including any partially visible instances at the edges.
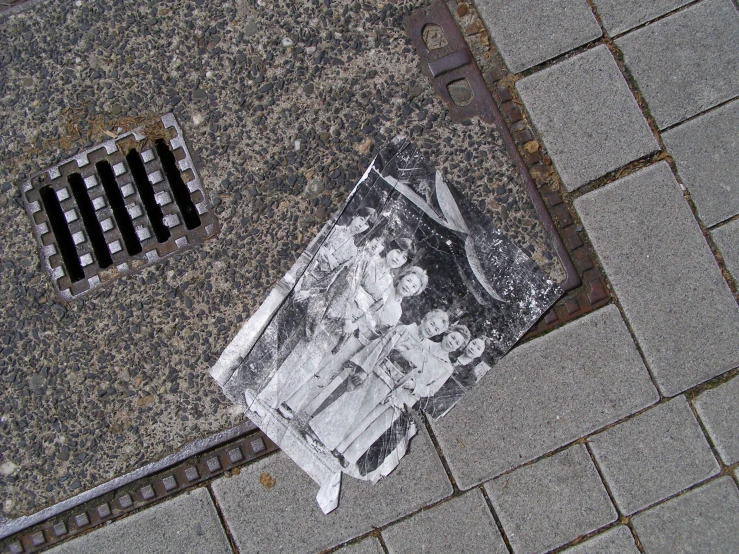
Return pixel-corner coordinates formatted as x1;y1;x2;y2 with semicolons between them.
428;49;471;77
20;113;220;302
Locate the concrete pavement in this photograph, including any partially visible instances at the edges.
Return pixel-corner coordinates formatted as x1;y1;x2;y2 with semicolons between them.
6;0;739;552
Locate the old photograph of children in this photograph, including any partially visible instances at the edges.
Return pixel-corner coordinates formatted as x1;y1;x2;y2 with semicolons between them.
210;137;562;513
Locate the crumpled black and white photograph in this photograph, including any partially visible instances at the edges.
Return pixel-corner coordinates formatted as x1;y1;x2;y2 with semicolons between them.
210;137;561;513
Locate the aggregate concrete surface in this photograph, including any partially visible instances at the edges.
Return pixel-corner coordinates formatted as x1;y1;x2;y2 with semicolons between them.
663;99;739;228
485;444;617;554
0;0;562;518
381;490;507;554
614;0;739;129
210;425;451;554
588;397;720;515
516;44;658;191
3;0;739;552
575;162;739;396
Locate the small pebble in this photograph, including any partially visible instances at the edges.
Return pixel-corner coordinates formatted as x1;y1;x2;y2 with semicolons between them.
244;21;258;36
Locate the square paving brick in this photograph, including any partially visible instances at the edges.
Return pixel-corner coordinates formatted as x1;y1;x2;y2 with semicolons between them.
561;525;640;554
712;218;739;282
431;305;658;489
592;0;692;36
45;488;231;554
615;0;739;129
694;375;739;465
588;397;720;514
631;476;739;554
382;490;507;554
476;0;602;73
211;425;452;554
517;45;658;190
575;162;739;396
335;536;384;554
486;444;617;554
663;100;739;227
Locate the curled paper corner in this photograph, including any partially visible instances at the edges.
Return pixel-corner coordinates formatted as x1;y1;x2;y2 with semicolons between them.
316;472;342;514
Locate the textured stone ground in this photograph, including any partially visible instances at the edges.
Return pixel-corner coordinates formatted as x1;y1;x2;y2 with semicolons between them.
3;0;739;552
0;0;561;520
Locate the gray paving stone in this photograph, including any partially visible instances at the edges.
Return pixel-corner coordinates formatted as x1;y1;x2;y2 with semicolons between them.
211;425;452;554
712;218;739;281
561;525;640;554
575;162;739;396
431;305;657;490
486;444;617;554
663;100;739;227
517;45;658;191
632;476;739;554
382;490;507;554
615;0;739;129
476;0;602;73
46;488;231;554
335;536;384;554
592;0;692;35
694;375;739;465
589;397;720;514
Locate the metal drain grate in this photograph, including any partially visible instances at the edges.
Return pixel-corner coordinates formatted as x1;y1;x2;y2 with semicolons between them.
20;113;219;301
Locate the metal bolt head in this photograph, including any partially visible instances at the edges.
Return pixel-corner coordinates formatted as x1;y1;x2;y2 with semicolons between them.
162;475;178;491
96;502;111;518
74;512;90;528
250;437;266;454
140;484;156;500
30;530;46;546
206;457;221;473
52;521;68;537
118;493;133;509
185;466;200;482
228;447;244;463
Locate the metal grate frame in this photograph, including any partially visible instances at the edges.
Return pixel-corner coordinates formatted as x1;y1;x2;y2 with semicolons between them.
20;113;219;302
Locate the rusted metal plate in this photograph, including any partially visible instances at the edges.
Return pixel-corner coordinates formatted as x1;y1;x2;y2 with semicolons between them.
403;1;580;293
403;0;612;337
20;114;219;302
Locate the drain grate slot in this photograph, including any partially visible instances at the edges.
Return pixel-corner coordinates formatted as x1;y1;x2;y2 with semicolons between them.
155;139;201;230
68;172;113;269
39;185;85;282
125;149;171;244
96;160;142;256
21;113;220;301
